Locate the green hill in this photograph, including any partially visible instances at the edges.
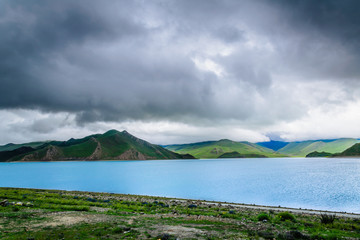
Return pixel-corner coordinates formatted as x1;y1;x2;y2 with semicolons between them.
305;151;333;158
165;139;285;159
218;151;267;158
0;147;36;161
277;138;360;157
334;143;360;157
1;130;193;162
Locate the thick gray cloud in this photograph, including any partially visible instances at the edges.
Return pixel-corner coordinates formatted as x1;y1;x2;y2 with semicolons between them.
270;0;360;81
0;0;217;122
0;0;360;143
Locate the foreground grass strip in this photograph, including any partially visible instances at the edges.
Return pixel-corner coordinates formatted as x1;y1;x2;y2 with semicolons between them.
1;187;360;239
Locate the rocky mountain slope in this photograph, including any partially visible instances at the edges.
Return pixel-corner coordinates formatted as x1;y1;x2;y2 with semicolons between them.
0;130;193;162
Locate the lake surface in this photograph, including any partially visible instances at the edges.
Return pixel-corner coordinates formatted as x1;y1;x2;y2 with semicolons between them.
1;158;360;213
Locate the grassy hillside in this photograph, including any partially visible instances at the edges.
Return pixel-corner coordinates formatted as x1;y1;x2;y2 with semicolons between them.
3;134;360;160
277;138;360;157
167;137;360;158
0;147;35;161
96;130;189;160
165;139;285;159
1;130;192;162
277;141;322;157
61;138;98;158
334;143;360;157
317;138;360;153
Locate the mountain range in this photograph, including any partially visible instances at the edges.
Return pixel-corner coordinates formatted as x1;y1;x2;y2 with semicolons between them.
165;139;286;158
1;130;360;162
165;138;360;158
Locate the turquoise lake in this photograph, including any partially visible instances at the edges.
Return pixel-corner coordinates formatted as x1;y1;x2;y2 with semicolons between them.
1;158;360;213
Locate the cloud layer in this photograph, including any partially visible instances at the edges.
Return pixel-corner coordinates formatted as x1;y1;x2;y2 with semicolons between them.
1;0;360;144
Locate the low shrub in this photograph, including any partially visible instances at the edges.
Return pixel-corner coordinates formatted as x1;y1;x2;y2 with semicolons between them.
12;206;20;212
278;231;309;240
320;214;336;224
157;233;172;240
112;227;124;234
257;213;270;221
277;211;295;222
257;231;275;239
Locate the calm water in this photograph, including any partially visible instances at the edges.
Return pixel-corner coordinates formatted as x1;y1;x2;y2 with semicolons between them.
1;158;360;213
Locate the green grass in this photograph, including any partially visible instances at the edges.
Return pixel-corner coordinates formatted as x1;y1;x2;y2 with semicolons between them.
1;187;360;239
97;134;130;157
62;139;98;158
4;222;141;240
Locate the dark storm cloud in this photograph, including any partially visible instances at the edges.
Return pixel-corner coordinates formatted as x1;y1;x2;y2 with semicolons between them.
276;0;360;42
0;0;218;124
269;0;360;80
0;0;144;109
0;0;359;128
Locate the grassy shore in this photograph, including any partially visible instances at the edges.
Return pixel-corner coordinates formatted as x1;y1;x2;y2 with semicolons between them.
0;188;360;239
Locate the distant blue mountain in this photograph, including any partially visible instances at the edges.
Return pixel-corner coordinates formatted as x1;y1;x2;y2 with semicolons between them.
257;140;289;151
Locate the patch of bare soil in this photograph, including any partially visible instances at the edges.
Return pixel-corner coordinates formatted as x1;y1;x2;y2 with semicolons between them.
159;225;204;238
2;211;118;232
89;206;111;212
116;148;152;160
35;212;115;228
89;138;102;160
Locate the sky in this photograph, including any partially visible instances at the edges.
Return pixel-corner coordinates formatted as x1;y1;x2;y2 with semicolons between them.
1;0;360;145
